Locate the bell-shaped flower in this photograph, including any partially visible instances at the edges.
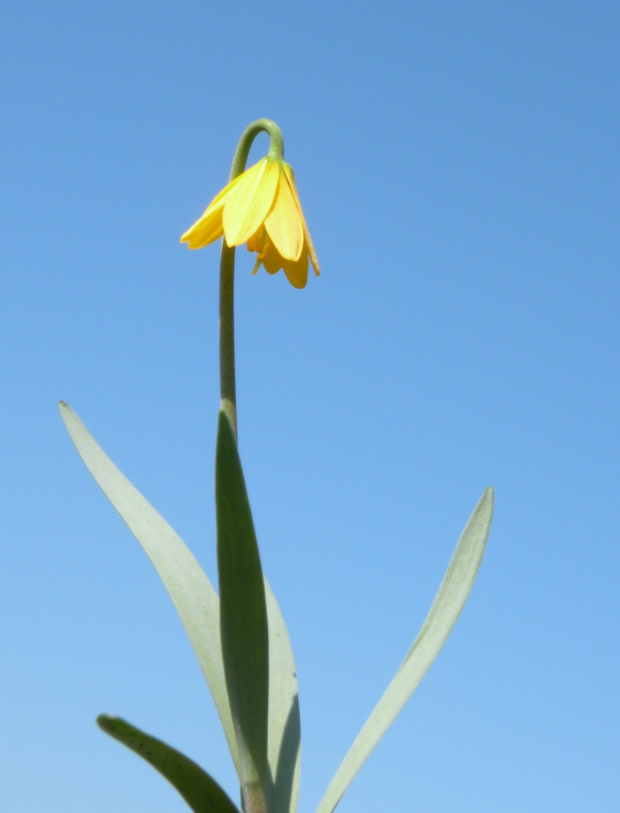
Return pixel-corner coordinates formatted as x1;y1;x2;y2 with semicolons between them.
181;157;320;289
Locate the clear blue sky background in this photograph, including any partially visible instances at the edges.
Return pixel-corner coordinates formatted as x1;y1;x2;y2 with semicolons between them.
1;2;618;811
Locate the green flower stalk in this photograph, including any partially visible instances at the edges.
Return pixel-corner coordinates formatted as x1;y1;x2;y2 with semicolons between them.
60;119;493;813
181;119;322;812
181;119;321;441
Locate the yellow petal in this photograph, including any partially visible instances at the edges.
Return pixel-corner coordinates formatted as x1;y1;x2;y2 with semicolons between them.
253;235;309;289
304;227;320;277
246;227;264;254
181;206;225;248
282;252;309;289
263;260;280;276
264;165;304;261
180;171;248;248
282;164;320;277
247;231;280;275
223;158;279;247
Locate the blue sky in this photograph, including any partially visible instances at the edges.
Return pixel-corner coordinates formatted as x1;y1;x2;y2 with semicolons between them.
1;1;618;810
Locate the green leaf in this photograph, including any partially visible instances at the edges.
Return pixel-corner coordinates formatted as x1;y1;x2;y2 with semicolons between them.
315;487;494;813
215;411;269;810
58;401;239;775
97;715;239;813
59;402;300;813
265;586;301;813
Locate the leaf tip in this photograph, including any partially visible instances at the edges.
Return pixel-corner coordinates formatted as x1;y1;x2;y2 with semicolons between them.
96;713;117;732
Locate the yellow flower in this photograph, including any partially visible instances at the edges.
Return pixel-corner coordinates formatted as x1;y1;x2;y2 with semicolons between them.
181;156;320;289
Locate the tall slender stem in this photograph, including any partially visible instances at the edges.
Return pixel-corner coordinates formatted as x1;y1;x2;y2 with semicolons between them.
219;239;237;440
219;119;284;444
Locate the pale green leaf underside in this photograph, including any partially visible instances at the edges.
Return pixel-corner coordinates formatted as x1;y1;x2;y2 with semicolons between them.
59;402;300;813
97;715;240;813
59;401;237;769
315;487;494;813
265;586;300;813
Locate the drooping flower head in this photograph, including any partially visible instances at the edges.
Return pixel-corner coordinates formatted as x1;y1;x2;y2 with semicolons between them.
181;155;320;289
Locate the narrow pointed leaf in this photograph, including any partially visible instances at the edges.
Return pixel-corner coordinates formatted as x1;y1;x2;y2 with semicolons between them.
316;487;494;813
58;402;239;776
59;401;300;811
265;586;301;813
216;411;269;809
97;715;240;813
